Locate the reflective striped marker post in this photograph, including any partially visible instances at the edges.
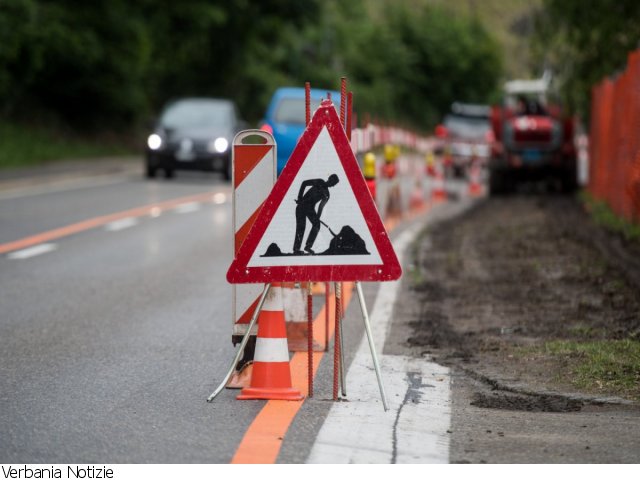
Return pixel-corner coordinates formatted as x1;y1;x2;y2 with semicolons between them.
231;131;276;344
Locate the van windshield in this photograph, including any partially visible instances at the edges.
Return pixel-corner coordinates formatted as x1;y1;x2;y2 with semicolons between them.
274;98;342;125
274;98;323;124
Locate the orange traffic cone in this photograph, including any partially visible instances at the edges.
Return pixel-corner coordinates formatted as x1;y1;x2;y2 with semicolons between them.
311;282;326;295
468;161;482;196
283;283;323;352
237;284;304;401
286;322;323;352
410;178;425;210
226;363;253;389
432;164;447;201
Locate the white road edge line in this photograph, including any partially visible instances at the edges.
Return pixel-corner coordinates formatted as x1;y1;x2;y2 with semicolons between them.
104;217;138;232
306;221;451;464
174;202;201;214
7;243;58;260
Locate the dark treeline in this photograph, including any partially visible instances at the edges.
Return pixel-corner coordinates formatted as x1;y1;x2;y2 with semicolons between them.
531;0;640;120
0;0;503;132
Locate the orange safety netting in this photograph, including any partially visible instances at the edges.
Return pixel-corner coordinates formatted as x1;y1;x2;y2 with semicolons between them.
589;49;640;223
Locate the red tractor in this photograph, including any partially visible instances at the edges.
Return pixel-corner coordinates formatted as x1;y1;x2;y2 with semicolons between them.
488;75;578;194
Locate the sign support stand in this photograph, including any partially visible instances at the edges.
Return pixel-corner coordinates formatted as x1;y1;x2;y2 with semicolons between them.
333;284;341;401
336;282;347;397
355;281;389;411
307;281;314;397
208;284;272;402
325;283;330;352
222;86;400;411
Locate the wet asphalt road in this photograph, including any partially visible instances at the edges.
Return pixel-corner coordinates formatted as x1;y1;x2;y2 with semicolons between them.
0;169;269;462
0;160;470;464
12;160;629;464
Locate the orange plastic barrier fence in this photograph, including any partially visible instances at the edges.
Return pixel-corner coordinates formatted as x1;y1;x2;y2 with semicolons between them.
589;49;640;222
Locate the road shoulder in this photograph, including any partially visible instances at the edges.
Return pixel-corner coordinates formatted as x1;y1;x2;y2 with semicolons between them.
301;198;478;463
391;194;640;463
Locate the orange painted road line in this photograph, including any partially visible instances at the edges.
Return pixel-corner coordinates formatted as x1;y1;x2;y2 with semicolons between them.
231;284;354;464
0;191;223;255
230;200;434;464
231;282;360;464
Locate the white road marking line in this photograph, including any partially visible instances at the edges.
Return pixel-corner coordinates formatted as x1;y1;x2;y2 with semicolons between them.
7;243;58;260
307;222;451;464
104;217;138;232
212;192;228;204
174;202;201;214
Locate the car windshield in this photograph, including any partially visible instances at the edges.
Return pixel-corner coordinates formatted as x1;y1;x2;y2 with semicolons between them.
443;114;490;140
274;98;324;124
161;100;233;129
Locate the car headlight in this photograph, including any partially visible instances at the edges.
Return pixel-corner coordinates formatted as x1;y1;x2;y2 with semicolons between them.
147;134;162;150
210;137;229;153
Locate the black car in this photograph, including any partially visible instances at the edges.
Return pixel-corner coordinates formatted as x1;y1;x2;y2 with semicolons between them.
145;98;246;180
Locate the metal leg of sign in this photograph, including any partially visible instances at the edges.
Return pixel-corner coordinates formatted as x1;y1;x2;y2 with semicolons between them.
324;282;330;352
307;281;314;398
207;283;272;403
333;282;341;401
355;281;389;411
337;282;347;397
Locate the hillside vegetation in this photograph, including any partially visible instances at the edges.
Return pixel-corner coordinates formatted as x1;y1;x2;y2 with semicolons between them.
0;2;502;131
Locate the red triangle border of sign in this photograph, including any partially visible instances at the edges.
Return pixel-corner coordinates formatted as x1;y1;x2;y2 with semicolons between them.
227;100;402;283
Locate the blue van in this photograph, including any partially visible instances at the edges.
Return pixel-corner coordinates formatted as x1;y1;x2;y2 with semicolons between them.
260;87;341;175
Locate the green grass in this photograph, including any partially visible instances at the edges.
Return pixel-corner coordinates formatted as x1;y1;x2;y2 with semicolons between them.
525;339;640;400
0;122;133;169
580;190;640;243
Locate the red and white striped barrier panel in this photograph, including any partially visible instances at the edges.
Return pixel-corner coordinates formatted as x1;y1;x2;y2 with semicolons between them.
232;131;277;341
349;124;434;155
231;131;311;351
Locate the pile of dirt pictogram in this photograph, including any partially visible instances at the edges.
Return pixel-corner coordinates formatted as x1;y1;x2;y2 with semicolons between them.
321;226;369;255
261;225;370;257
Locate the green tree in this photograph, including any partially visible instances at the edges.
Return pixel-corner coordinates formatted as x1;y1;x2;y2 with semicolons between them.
387;4;502;128
0;0;503;133
1;1;152;128
0;0;38;116
287;0;503;130
532;0;640;118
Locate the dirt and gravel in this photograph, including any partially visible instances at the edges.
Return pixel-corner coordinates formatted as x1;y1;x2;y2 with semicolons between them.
388;193;640;462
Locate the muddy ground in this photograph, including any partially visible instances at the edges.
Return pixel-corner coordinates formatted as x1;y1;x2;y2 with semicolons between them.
404;195;640;402
389;194;640;462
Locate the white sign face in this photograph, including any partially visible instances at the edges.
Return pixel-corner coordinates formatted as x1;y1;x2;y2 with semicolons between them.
247;127;382;267
227;98;401;284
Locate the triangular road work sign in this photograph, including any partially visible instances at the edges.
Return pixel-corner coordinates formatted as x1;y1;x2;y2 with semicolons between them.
227;99;401;283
